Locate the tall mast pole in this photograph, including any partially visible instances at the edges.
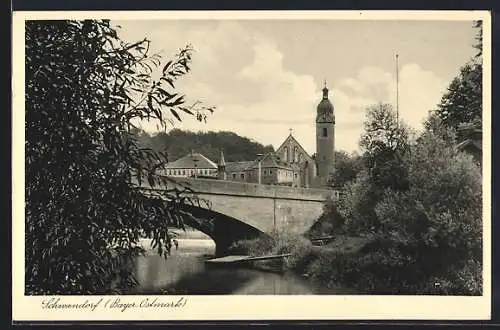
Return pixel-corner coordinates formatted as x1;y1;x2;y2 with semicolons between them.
396;53;400;125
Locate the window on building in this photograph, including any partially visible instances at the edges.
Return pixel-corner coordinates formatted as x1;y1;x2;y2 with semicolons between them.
182;170;186;175
269;170;273;175
232;173;236;179
294;147;299;162
240;173;245;180
283;147;288;162
322;127;327;137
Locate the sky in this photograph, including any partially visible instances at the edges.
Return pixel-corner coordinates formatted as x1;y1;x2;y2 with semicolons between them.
113;19;477;154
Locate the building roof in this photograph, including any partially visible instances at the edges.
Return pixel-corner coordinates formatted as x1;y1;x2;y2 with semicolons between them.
165;152;217;169
457;138;482;151
225;161;254;173
246;152;297;170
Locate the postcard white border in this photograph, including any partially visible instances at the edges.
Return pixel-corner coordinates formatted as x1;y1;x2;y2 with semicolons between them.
12;10;492;321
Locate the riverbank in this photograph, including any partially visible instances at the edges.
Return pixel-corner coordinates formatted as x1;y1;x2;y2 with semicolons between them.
228;231;410;294
230;230;483;295
131;236;351;295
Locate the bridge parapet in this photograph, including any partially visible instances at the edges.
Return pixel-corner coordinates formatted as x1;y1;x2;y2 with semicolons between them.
164;177;338;202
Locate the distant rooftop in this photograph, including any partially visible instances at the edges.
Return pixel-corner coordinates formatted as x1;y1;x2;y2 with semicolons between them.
225;161;254;173
166;152;217;169
246;152;299;171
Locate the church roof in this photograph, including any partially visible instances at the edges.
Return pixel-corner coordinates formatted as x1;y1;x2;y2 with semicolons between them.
165;152;217;169
275;133;312;160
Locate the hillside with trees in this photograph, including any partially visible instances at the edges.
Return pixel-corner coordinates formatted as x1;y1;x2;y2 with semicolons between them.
133;128;275;163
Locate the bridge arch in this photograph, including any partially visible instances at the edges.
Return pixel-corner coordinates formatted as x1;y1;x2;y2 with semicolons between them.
177;203;269;256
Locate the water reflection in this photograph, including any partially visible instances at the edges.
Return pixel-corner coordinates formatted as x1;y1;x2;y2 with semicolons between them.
131;238;353;295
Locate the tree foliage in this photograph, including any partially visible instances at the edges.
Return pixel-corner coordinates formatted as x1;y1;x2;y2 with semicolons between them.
330;150;363;188
473;20;483;59
433;63;482;134
373;127;482;294
25;20;213;294
432;21;482;139
337;104;412;233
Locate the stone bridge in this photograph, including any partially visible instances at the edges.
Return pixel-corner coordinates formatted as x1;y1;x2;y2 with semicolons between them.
143;177;338;256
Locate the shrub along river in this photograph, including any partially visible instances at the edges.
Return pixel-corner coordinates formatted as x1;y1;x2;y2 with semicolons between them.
128;236;354;295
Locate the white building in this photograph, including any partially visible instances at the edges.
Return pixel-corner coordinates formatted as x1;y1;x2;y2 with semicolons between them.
164;152;218;178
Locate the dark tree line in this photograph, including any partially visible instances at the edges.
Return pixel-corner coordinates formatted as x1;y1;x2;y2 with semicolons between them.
133;128;275;163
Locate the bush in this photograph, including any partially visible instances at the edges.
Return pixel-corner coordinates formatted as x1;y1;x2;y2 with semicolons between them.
229;235;275;256
371;129;482;294
307;197;346;238
229;229;315;272
337;169;380;235
311;110;482;295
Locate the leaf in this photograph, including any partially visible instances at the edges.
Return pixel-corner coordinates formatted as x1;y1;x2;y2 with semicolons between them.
160;77;175;89
170;109;181;122
167;95;185;107
178;106;193;115
162;60;172;74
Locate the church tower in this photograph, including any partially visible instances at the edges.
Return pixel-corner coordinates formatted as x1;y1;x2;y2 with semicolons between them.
315;81;335;185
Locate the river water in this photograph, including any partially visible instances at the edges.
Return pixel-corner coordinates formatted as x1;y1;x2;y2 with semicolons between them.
130;238;354;295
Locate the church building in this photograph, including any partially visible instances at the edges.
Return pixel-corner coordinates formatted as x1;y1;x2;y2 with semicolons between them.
218;83;336;188
163;83;336;188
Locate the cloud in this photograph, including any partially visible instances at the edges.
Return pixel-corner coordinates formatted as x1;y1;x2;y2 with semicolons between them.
329;63;447;151
395;63;448;130
340;77;368;95
117;20;449;154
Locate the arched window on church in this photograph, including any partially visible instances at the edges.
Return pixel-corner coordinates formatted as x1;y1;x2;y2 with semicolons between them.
283;147;288;162
299;153;303;163
294;147;299;162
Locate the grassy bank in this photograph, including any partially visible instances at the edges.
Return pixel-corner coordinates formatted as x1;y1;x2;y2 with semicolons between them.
230;231;482;295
